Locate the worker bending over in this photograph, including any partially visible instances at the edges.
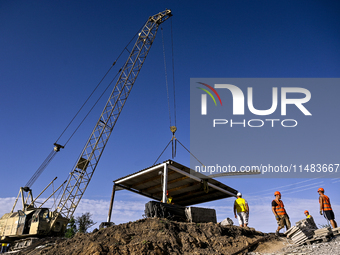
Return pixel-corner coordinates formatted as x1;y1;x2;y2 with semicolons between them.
233;192;249;227
318;187;337;228
304;210;317;229
272;191;291;236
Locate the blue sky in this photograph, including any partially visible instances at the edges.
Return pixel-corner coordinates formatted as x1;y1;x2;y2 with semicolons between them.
1;1;339;232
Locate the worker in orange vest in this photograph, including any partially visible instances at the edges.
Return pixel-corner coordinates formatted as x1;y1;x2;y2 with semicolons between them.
318;187;337;228
272;191;291;236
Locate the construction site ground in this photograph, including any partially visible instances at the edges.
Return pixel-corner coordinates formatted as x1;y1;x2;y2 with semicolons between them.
9;217;297;255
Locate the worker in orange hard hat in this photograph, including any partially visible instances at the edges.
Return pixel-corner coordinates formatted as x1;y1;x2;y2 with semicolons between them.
318;187;337;228
166;190;173;204
304;210;317;229
161;190;173;204
272;191;291;236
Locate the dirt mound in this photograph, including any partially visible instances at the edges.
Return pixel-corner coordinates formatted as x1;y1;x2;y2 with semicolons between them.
20;218;280;255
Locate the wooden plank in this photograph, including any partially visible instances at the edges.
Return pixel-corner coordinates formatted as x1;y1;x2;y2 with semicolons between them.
306;235;331;245
285;226;296;236
286;226;299;237
293;234;308;243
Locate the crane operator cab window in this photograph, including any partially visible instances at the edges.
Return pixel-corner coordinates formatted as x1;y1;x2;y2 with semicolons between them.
42;210;50;222
32;209;49;223
32;210;40;223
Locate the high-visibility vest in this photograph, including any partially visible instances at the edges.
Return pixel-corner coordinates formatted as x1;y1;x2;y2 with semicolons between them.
273;199;286;215
320;195;332;211
167;196;173;204
235;198;247;213
307;215;311;218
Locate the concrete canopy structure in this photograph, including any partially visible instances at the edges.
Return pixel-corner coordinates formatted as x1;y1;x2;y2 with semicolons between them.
107;160;238;222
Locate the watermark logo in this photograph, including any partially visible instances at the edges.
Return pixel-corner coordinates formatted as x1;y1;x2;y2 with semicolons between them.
190;78;339;179
196;82;312;128
197;82;222;115
199;84;312;116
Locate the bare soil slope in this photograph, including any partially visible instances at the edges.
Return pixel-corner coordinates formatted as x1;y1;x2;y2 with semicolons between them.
19;218;282;255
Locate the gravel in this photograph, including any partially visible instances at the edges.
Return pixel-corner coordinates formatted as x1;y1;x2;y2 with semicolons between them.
248;235;340;255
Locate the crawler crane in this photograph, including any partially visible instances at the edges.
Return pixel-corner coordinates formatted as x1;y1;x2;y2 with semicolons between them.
0;9;172;249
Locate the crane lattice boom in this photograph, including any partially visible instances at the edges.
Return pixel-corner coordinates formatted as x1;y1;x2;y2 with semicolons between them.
57;9;172;218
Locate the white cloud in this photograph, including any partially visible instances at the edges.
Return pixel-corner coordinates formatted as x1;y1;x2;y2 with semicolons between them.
0;197;17;217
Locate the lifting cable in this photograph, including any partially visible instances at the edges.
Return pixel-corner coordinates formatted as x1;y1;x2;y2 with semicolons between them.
170;18;177;128
155;19;205;167
55;25;144;147
25;68;120;188
25;25;144;188
161;27;172;129
25;147;59;188
153;136;205;167
161;22;178;158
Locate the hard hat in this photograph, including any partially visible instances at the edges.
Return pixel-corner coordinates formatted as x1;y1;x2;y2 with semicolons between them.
304;210;309;214
274;191;281;196
237;192;242;197
318;188;324;193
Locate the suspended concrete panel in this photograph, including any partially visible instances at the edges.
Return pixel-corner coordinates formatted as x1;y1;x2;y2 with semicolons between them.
113;160;238;206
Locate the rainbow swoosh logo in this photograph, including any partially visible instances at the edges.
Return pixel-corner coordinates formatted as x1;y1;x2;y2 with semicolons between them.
197;82;222;106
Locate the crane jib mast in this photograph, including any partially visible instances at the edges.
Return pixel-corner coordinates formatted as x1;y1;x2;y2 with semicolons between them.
56;9;172;219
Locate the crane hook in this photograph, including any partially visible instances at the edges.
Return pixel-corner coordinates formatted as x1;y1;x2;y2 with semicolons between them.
170;126;177;158
170;126;177;136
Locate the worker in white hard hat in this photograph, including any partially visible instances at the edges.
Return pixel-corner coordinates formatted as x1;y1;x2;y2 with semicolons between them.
233;192;249;227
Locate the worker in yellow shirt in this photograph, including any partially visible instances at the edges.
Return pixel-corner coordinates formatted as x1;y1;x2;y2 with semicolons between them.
233;192;249;227
304;210;313;219
1;243;9;253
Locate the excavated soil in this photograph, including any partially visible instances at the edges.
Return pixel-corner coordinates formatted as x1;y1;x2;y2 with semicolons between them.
17;218;283;255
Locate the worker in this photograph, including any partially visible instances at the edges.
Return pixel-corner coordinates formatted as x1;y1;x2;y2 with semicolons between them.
166;190;173;204
161;190;173;204
272;191;291;236
304;210;313;219
233;192;249;227
1;243;9;253
304;210;317;229
318;187;337;228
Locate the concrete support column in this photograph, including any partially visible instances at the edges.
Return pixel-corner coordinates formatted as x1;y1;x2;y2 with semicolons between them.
107;182;116;222
162;163;168;203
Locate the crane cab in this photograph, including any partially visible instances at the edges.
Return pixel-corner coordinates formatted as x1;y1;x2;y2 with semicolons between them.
28;208;50;235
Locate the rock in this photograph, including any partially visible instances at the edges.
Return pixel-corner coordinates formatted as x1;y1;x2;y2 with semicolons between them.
220;217;234;226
